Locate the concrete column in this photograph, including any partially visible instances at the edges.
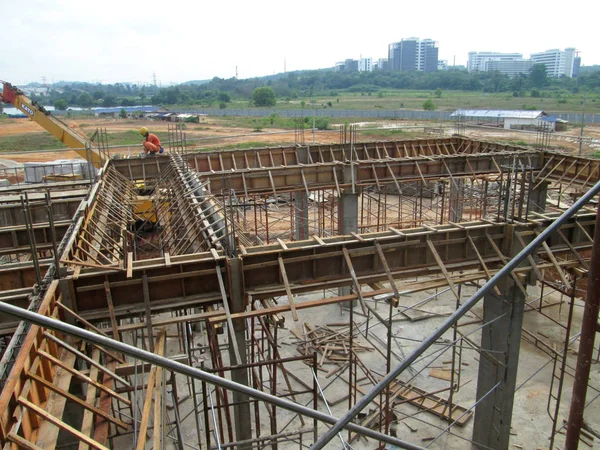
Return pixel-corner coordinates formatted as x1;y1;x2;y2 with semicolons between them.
227;258;252;446
527;180;548;216
449;179;464;223
338;188;359;298
471;280;526;449
294;193;309;241
338;189;359;235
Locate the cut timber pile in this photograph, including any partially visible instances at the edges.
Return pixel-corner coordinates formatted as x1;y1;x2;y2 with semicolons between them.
290;323;373;371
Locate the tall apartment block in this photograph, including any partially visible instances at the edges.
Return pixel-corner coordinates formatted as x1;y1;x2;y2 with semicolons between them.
388;38;438;73
530;48;579;78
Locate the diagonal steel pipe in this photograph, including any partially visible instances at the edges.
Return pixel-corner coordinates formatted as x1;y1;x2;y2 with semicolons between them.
310;179;600;449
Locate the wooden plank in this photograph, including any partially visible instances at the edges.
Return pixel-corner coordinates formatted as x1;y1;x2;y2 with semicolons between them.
136;330;166;450
466;235;502;296
34;348;77;449
214;265;242;365
429;368;453;381
37;350;130;406
374;241;399;299
79;348;100;450
142;273;155;353
8;432;44;450
28;372;128;430
103;279;123;354
341;247;368;314
388;380;473;426
426;239;460;300
126;252;133;279
278;257;299;321
18;397;109;450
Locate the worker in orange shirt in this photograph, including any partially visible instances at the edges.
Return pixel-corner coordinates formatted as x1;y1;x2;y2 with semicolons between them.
139;127;164;156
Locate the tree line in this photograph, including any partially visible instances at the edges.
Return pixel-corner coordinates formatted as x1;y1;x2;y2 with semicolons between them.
30;65;600;110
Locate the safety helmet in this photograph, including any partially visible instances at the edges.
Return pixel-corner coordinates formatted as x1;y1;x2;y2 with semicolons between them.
139;127;148;136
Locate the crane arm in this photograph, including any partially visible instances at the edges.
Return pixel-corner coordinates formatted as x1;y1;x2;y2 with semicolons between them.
0;81;104;167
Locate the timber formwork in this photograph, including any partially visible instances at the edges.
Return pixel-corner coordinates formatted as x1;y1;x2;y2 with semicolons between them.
0;137;598;450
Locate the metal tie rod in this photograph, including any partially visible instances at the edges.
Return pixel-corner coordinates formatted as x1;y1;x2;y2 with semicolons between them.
310;179;600;450
0;293;424;449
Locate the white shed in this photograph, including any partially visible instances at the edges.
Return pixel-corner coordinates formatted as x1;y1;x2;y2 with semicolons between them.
451;109;553;131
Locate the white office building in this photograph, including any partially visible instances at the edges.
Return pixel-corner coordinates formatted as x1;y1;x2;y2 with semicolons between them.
467;52;525;72
358;57;373;72
530;48;578;78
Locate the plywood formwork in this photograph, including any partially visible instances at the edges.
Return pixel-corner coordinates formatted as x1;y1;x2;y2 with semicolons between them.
0;137;598;450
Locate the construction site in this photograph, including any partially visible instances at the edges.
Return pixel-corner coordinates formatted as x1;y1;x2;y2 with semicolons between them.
0;82;600;450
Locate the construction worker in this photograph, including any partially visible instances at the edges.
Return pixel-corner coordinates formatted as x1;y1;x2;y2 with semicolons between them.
139;127;164;156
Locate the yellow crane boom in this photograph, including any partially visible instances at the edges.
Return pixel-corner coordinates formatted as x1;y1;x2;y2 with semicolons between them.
0;81;104;168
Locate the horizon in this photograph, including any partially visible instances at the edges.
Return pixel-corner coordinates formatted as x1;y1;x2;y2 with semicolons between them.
1;0;597;86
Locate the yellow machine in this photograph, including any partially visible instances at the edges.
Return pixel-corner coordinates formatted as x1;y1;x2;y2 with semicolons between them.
0;81;104;168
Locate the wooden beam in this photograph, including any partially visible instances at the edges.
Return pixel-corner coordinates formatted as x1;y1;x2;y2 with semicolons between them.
136;330;166;450
28;372;128;430
18;397;109;450
278;257;299;321
341;247;368;314
426;239;460;300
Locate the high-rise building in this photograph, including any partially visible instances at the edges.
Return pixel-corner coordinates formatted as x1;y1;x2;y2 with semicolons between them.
358;57;373;72
467;52;524;72
388;38;438;73
530;48;578;77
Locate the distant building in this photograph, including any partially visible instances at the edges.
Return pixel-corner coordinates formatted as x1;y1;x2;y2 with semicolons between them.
573;56;581;77
358;57;373;72
530;48;578;78
467;52;525;73
485;59;534;77
375;58;389;71
450;109;565;131
334;59;359;72
437;60;448;70
388;38;438;73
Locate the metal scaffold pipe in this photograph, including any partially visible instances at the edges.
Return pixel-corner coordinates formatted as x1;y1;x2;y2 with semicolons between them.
311;178;600;450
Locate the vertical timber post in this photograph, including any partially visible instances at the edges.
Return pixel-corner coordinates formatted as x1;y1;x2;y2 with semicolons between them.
294;146;310;241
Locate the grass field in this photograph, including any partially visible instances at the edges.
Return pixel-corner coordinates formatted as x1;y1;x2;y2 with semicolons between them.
0;129;146;153
0;132;68;152
223;89;600;114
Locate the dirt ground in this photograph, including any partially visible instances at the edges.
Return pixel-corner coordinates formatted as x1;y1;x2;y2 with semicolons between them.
0;116;599;163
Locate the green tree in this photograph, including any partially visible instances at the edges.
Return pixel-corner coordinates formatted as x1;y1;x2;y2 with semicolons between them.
54;99;68;110
77;92;93;107
422;99;437;111
218;92;231;103
252;86;276;107
300;100;306;108
102;95;116;107
119;108;127;118
92;90;103;100
434;88;442;98
530;64;548;89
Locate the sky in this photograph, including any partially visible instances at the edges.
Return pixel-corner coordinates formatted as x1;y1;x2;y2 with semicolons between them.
2;0;598;86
